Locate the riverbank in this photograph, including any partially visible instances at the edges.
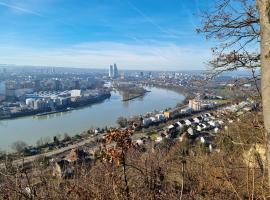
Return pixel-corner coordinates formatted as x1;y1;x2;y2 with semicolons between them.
0;101;230;167
0;93;111;120
122;90;150;101
143;83;193;107
0;87;185;151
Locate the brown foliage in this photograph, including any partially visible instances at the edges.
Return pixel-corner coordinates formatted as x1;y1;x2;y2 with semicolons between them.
0;112;269;199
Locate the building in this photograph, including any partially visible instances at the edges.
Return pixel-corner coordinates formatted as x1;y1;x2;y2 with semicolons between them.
33;99;46;110
181;107;192;114
6;88;34;99
189;99;202;111
164;108;180;118
109;65;114;78
113;63;118;77
50;67;56;74
109;63;119;78
70;90;82;98
54;79;62;91
26;98;35;107
155;114;165;121
74;80;80;89
143;118;152;126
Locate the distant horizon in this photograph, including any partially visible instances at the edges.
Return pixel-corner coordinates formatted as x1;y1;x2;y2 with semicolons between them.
0;63;207;72
0;64;256;77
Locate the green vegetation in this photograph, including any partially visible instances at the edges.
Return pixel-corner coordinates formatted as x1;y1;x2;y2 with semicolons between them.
116;84;149;101
147;131;158;140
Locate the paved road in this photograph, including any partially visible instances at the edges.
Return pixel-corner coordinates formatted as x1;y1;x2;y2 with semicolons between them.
0;132;145;169
0;134;105;169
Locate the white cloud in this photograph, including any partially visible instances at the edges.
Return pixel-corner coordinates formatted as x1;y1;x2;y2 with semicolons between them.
0;1;43;16
0;41;211;70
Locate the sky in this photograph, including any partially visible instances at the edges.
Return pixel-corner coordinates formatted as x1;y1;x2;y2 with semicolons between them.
0;0;214;70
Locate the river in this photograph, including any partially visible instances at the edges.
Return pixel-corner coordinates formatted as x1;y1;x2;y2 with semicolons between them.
0;87;184;151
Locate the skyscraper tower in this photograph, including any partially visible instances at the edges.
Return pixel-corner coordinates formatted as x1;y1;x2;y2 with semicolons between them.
113;63;118;78
109;65;113;78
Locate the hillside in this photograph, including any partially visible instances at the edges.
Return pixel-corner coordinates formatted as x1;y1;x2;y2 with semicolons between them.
0;110;268;199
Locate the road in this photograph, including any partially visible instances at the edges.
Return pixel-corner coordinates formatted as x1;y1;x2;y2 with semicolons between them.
0;134;105;169
0;104;228;169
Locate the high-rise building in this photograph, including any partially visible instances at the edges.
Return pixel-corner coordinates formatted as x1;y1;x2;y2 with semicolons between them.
109;65;113;78
113;63;118;78
51;67;56;74
109;64;119;78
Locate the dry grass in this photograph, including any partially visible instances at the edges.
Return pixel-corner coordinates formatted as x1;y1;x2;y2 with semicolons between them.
0;111;269;200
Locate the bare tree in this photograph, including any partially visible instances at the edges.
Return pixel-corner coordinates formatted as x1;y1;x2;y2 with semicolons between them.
257;0;270;187
36;137;51;147
197;0;261;84
11;141;27;154
198;0;270;188
117;117;128;128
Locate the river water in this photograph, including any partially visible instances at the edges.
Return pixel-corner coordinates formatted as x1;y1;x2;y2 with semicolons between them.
0;87;184;151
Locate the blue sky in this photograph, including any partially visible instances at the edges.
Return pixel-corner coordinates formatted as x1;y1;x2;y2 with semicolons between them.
0;0;214;70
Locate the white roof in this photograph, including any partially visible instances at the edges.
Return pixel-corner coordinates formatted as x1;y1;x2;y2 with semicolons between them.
168;125;174;129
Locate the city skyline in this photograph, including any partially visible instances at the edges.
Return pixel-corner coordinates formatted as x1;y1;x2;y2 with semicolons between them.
0;0;215;70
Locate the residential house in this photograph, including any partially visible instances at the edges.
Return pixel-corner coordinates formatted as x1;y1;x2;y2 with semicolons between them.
181;107;192;114
193;116;202;123
176;121;185;128
187;127;194;135
66;148;92;163
201;123;207;130
150;116;158;123
155;114;165;121
164;108;179;119
143;118;152;126
208;120;217;127
197;125;203;132
185;119;192;126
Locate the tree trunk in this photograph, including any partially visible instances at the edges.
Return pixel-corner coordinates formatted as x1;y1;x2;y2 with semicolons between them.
257;0;270;187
